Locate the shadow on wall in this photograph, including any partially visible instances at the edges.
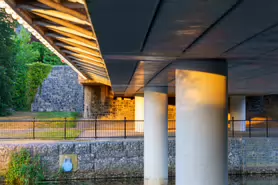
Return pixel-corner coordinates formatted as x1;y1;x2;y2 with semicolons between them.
89;98;113;119
86;86;135;120
87;96;177;120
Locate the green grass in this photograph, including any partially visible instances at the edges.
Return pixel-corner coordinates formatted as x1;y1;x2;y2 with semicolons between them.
36;112;80;120
33;130;81;140
35;112;80;128
0;129;81;140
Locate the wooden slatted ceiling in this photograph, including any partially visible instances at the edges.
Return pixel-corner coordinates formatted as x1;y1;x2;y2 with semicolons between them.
2;0;111;86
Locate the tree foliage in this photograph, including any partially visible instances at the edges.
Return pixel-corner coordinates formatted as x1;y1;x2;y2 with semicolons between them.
0;14;62;114
12;27;40;110
11;27;61;111
26;63;53;109
0;9;16;115
31;42;63;65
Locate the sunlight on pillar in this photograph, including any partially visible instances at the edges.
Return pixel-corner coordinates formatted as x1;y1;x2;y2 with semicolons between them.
176;64;228;185
135;96;144;132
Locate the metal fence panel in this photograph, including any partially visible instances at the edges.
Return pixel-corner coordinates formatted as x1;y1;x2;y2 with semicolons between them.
0;118;276;140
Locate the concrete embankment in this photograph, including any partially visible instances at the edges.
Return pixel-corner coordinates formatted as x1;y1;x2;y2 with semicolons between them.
0;138;277;179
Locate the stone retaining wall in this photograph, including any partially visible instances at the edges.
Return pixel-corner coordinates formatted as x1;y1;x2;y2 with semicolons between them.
0;138;278;179
31;66;84;113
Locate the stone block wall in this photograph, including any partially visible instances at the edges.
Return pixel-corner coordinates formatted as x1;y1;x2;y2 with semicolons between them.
246;96;265;118
229;138;278;174
97;99;135;120
96;99;176;120
32;66;84;113
168;105;176;120
1;138;278;179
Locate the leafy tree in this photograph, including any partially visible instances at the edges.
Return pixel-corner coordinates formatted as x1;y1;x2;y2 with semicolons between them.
13;28;40;64
12;27;40;110
11;28;62;110
0;15;62;114
31;42;63;65
0;9;16;115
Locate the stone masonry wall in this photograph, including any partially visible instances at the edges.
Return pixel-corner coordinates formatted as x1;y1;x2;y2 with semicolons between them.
96;99;176;120
31;66;84;113
0;138;278;179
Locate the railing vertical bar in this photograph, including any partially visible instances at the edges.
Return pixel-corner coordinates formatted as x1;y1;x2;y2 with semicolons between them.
266;117;269;137
232;117;235;138
64;117;67;140
124;117;127;139
33;117;35;140
95;117;97;139
249;118;252;138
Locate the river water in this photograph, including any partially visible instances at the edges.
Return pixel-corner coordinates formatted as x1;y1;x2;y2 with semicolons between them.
39;175;278;185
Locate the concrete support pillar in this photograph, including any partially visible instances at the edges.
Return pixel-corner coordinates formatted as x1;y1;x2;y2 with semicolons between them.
135;95;144;132
175;60;228;185
144;87;168;185
83;85;93;118
230;96;246;131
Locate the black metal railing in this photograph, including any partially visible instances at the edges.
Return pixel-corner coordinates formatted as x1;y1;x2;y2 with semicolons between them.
228;117;278;138
0;118;276;139
0;118;175;140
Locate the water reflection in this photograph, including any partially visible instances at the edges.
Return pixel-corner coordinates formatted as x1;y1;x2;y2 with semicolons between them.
39;175;278;185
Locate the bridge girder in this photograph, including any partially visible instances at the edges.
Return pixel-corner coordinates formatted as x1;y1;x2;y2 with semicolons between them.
1;0;111;86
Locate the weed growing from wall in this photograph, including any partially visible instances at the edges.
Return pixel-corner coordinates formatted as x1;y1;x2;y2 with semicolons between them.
5;149;44;185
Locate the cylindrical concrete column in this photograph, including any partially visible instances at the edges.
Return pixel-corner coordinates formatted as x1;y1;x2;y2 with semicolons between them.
144;87;168;185
175;60;228;185
230;96;246;131
83;86;93;118
135;95;144;132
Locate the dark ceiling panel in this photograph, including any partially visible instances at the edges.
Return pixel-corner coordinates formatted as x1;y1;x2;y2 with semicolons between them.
264;49;278;59
87;0;159;54
124;61;171;96
87;0;278;96
148;65;175;86
105;60;137;85
142;0;238;56
184;0;278;58
224;25;278;58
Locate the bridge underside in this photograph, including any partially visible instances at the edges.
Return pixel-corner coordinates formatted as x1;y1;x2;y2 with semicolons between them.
87;0;278;97
4;0;278;97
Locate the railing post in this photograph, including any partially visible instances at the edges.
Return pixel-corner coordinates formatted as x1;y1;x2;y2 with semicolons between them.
266;117;269;137
124;117;127;139
249;118;252;138
95;116;97;139
33;117;35;139
232;117;235;138
64;117;67;140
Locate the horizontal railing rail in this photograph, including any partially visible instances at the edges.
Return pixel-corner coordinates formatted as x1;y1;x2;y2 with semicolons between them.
228;117;278;138
0;118;275;139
